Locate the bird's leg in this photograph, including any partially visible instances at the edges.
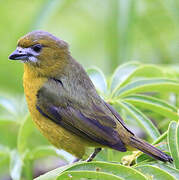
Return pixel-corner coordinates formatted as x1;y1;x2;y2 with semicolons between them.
86;148;102;162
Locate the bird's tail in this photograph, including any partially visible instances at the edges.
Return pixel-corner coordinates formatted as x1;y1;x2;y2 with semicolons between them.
129;136;173;163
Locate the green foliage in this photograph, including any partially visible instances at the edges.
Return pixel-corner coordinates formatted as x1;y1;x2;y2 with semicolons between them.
2;0;179;93
168;121;179;169
0;62;179;179
1;0;179;178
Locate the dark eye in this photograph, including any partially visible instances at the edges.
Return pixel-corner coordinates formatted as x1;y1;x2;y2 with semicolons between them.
32;44;42;53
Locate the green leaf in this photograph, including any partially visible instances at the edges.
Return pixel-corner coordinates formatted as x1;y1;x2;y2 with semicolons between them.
9;150;22;180
0;145;10;156
0;145;10;172
30;146;73;162
116;100;160;140
35;161;147;180
34;165;74;180
177;122;179;157
135;165;175;180
129;64;164;78
60;161;147;180
114;78;179;98
0;96;17;116
57;170;123;180
17;114;34;154
87;67;107;94
110;63;164;96
110;62;140;92
151;163;179;180
0;95;28;121
136;153;156;164
30;146;59;160
0;155;10;173
152;131;168;145
124;94;179;121
168;121;179;169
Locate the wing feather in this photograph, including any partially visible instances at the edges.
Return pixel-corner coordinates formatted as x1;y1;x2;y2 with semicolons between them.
36;78;127;152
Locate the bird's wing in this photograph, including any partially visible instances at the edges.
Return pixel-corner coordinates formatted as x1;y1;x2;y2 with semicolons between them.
36;78;128;152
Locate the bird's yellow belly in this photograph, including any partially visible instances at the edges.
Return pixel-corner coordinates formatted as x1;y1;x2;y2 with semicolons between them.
23;73;94;158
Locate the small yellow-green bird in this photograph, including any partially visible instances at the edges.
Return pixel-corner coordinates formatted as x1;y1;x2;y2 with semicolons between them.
9;30;172;163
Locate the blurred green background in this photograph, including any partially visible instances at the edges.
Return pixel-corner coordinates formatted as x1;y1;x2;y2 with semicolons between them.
1;0;179;179
1;0;179;93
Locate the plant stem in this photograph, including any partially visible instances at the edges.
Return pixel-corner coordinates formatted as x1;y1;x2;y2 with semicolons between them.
24;160;33;180
152;131;168;145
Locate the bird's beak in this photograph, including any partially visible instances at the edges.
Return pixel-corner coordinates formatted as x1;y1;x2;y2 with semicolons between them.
9;48;29;60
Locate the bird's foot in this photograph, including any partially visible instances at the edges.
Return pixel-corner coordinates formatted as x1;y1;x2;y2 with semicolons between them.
86;148;102;162
122;151;141;166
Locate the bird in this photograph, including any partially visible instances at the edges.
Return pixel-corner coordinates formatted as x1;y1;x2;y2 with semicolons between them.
9;30;173;163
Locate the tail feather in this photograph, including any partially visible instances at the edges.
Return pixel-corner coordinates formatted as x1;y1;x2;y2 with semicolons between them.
130;136;173;163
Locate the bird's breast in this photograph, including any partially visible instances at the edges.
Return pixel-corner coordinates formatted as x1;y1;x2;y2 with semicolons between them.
23;70;47;127
23;69;91;158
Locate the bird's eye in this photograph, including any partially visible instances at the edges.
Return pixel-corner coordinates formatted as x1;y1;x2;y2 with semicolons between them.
32;44;42;53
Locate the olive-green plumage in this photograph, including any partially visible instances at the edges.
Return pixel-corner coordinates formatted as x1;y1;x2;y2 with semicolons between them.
9;30;173;163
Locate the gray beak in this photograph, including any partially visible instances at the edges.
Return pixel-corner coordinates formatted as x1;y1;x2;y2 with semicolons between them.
9;49;29;60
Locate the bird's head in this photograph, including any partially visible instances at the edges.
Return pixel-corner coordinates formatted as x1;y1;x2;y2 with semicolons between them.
9;30;70;75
